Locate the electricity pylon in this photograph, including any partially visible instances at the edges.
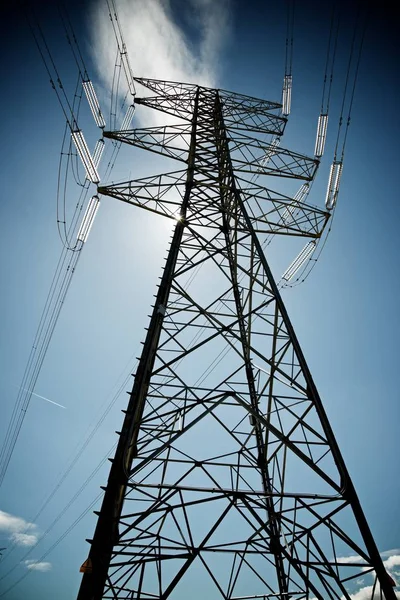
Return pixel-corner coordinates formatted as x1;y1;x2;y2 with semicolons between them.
77;78;396;600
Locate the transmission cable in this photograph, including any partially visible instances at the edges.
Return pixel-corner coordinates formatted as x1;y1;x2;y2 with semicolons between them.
58;2;89;81
280;7;369;288
25;6;79;131
284;0;295;78
0;7;137;583
0;443;114;584
0;349;137;566
0;6;115;486
336;6;368;161
333;6;361;162
0;356;140;585
106;0;136;98
0;492;103;597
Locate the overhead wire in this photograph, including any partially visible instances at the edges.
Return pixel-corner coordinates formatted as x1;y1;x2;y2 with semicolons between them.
58;3;89;81
337;6;368;160
57;145;93;250
285;0;295;78
0;3;115;486
67;74;86;187
254;1;296;181
104;0;141;176
102;61;130;180
280;3;369;288
0;151;87;485
271;4;353;291
25;5;78;132
0;492;103;597
106;0;136;98
0;352;136;581
0;449;112;586
320;5;340;116
0;4;141;589
333;6;361;162
56;74;91;250
0;143;91;488
281;0;295;117
276;4;340;288
0;249;83;487
109;50;121;130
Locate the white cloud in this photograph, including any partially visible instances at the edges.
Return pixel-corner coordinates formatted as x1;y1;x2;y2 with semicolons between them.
321;550;400;599
24;560;52;572
336;550;400;575
337;554;365;565
381;549;400;558
0;509;39;547
345;585;400;600
384;555;400;571
313;586;400;600
347;585;379;600
9;532;38;547
89;0;231;126
0;510;32;533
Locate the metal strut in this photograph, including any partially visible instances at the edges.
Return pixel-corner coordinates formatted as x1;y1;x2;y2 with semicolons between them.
214;91;395;600
77;88;200;600
214;92;290;599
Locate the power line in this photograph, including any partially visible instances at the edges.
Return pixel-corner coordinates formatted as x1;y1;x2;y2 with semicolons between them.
0;493;102;597
0;352;136;568
58;3;89;81
0;0;120;485
280;4;369;288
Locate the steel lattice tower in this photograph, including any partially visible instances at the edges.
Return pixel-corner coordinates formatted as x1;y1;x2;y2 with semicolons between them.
77;79;396;600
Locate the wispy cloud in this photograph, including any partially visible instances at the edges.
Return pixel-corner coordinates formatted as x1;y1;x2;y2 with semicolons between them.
10;532;38;547
381;549;400;558
311;584;400;600
24;559;52;572
337;554;364;564
334;549;400;599
89;0;231;126
345;585;400;600
336;550;400;573
384;555;400;570
0;509;38;547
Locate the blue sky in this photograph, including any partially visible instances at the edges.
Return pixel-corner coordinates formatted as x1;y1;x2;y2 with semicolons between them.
0;0;399;598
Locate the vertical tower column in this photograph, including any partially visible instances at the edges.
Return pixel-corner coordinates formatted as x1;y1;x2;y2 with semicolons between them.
77;88;200;600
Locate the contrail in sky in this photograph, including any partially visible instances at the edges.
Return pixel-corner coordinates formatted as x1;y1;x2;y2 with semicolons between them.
20;388;66;409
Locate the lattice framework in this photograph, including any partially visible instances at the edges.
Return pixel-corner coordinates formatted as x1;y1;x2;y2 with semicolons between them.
77;79;396;600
